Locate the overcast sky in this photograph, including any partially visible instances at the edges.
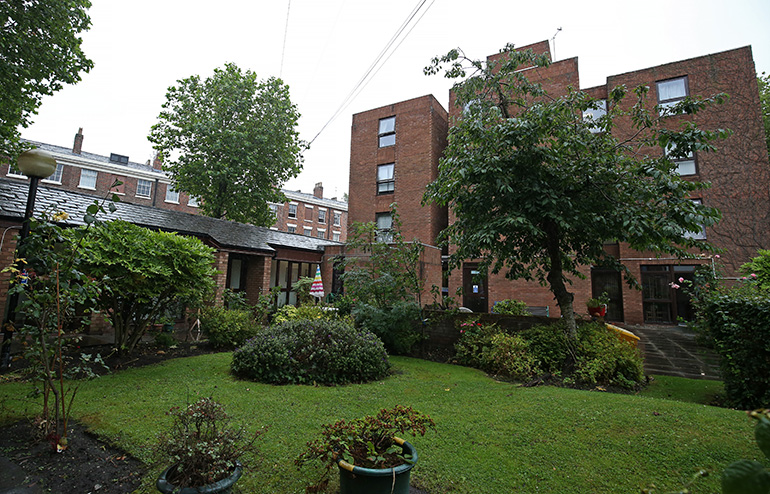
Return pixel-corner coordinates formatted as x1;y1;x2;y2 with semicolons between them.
21;0;770;199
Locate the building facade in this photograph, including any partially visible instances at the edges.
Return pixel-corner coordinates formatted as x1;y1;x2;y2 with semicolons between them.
3;129;348;241
348;42;770;325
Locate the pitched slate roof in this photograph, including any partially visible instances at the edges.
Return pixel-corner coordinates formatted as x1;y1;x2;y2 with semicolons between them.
0;178;341;253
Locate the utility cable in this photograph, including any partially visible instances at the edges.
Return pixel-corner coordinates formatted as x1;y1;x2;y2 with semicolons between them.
280;0;292;78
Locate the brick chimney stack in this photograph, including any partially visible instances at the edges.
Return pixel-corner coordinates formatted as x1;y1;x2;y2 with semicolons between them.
73;128;84;154
313;182;323;199
152;152;163;170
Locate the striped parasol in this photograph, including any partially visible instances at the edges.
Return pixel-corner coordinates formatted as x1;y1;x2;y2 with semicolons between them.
309;265;324;299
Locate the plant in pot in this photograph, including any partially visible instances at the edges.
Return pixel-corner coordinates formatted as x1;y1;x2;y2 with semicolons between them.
296;405;435;494
586;292;610;317
155;397;265;494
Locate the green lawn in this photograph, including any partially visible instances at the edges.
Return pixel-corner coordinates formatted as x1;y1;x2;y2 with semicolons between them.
0;354;759;493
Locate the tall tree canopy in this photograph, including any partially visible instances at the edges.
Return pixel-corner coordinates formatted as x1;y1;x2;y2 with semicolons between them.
423;44;728;339
1;0;93;157
149;63;304;226
759;72;770;162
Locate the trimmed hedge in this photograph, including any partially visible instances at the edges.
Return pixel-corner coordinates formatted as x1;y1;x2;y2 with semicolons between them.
231;319;390;385
699;286;770;409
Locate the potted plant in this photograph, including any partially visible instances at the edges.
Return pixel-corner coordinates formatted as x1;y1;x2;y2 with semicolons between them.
586;292;610;317
155;397;265;494
296;405;435;494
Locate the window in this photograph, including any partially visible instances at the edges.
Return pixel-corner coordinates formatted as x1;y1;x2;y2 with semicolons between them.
657;77;688;114
378;116;395;147
287;224;297;234
303;226;312;236
664;144;697;176
188;196;199;207
270;204;279;217
583;99;607;133
317;229;326;239
136;179;152;198
375;212;393;242
79;169;98;189
42;164;64;184
333;212;341;226
165;185;179;203
318;209;326;223
288;203;297;218
684;199;707;240
377;163;395;194
332;232;341;242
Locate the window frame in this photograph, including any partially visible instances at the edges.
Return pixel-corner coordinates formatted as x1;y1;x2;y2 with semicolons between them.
165;184;180;203
42;164;64;184
684;199;707;240
664;144;698;176
288;203;298;219
375;212;393;243
303;226;313;236
287;224;297;234
378;116;396;148
657;76;689;115
136;178;152;198
78;168;98;190
318;208;326;223
333;211;342;227
377;163;395;194
188;196;199;207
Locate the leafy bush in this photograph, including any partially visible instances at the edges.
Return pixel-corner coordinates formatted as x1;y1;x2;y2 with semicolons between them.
721;409;770;494
353;301;423;355
272;304;332;324
200;306;258;349
491;299;529;316
741;249;770;290
697;285;770;409
454;320;644;389
231;319;390;385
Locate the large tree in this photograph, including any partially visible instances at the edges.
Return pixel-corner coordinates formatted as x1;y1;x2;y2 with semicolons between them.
1;0;93;157
149;63;304;226
423;45;728;339
759;72;770;162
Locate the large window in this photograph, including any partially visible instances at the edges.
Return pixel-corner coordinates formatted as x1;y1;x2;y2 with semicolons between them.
316;229;326;239
377;163;395;194
583;99;607;133
136;179;152;198
378;116;395;147
42;164;64;184
303;226;312;236
165;185;179;203
333;211;341;226
684;199;707;240
287;224;297;234
375;212;393;243
657;76;688;114
318;209;326;223
665;144;697;176
288;203;297;218
79;169;97;189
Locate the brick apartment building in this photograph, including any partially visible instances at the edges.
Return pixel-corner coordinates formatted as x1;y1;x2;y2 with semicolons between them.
2;129;348;241
348;41;770;325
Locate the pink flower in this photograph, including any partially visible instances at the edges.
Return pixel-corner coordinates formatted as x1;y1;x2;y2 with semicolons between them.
670;283;680;289
714;255;721;259
741;277;747;281
751;273;757;278
678;277;684;283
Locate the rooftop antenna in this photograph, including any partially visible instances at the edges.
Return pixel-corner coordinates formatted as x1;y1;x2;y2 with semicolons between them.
551;27;562;60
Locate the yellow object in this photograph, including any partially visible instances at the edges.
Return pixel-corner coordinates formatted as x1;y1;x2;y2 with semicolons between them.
606;324;640;346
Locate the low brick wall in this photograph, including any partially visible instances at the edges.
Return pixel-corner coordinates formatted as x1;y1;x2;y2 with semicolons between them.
417;310;555;362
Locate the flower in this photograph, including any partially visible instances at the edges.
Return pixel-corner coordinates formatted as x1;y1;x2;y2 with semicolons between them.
678;277;684;283
751;273;757;278
714;254;721;259
669;282;680;289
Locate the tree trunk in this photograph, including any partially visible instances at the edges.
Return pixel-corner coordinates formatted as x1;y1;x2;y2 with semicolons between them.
544;221;577;340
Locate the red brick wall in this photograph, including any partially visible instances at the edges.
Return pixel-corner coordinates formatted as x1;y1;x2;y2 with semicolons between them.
272;198;348;241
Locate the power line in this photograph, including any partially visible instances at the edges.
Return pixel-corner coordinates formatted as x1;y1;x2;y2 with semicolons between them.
309;0;434;145
280;0;292;78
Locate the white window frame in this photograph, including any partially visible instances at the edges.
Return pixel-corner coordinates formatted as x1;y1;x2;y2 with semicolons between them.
657;76;689;115
165;185;179;203
375;212;393;243
303;226;313;236
332;231;341;242
78;168;98;190
42;164;64;184
378;116;396;147
287;223;297;234
316;228;326;239
136;179;152;198
187;196;199;207
333;211;342;227
288;203;298;219
318;208;326;223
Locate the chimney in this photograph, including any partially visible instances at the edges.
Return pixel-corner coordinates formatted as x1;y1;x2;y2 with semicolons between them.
313;182;323;199
73;128;84;154
152;152;163;170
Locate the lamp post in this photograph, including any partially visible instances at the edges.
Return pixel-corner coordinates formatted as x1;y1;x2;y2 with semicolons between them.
0;149;57;370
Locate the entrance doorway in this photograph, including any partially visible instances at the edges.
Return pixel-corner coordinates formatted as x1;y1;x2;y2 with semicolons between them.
591;269;624;322
641;265;697;324
462;264;487;313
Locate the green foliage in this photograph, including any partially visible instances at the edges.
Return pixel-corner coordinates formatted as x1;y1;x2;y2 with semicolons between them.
759;73;770;162
341;206;424;308
491;299;529;315
293;276;314;306
149;63;304;226
722;409;770;494
454;320;644;389
741;249;770;290
353;301;423;355
423;44;727;339
586;292;610;308
78;220;217;353
296;405;435;491
231;318;390;385
199;306;258;349
154;331;176;348
271;304;335;324
0;1;94;157
694;284;770;409
155;397;264;488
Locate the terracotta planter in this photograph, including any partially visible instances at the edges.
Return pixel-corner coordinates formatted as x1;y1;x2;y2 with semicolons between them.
156;461;243;494
336;438;417;494
587;305;607;317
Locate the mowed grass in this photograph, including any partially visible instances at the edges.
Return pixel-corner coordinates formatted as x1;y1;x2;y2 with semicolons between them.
0;354;760;493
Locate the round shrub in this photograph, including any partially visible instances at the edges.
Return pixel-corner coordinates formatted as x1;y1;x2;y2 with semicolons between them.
491;299;530;316
200;306;258;349
231;319;390;385
574;322;645;389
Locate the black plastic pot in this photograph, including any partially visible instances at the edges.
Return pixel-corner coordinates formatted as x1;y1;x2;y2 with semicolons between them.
336;438;417;494
156;461;243;494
